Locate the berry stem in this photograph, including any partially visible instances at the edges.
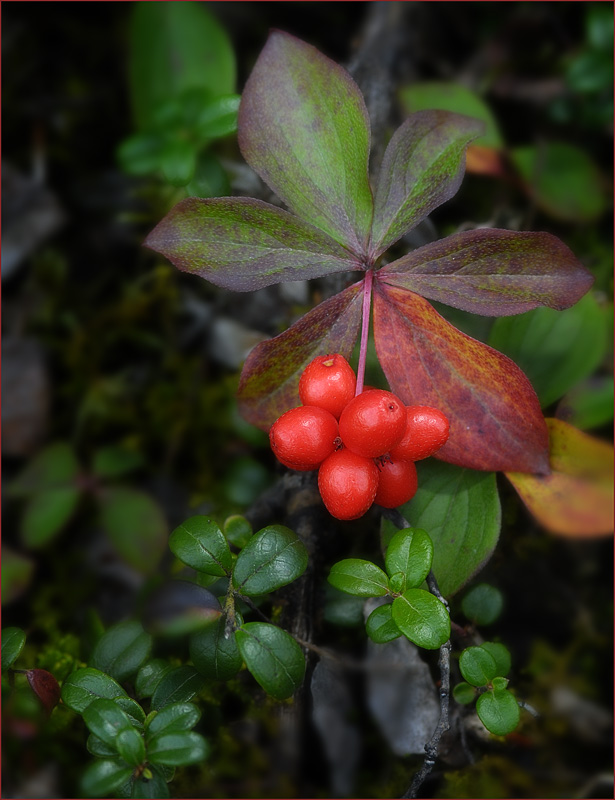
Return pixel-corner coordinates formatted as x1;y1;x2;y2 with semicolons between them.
355;268;373;395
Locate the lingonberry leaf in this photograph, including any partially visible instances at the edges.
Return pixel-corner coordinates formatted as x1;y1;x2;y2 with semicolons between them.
144;197;359;292
147;730;209;766
61;668;128;714
459;646;498;687
189;617;243;681
235;622;306;700
378;229;594;316
476;689;520;736
135;660;174;700
373;283;550;473
169;516;232;576
365;603;403;644
480;642;512;678
90;620;152;682
391;588;450;650
26;668;61;716
150;666;205;711
370;110;484;257
145;703;201;739
116;726;146;767
131;766;170;799
384;528;434;589
506;418;614;537
112;697;146;730
81;759;134;798
237;282;363;430
461;583;504;626
452;682;477;705
232;524;308;596
328;559;390;598
238;30;373;254
1;627;26;670
82;697;134;747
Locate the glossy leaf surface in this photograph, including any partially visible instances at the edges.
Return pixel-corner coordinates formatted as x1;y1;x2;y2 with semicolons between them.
238;282;362;430
373;284;550;473
26;669;61;715
61;668;127;713
476;689;520;736
131;766;170;799
391;589;450;649
1;627;26;670
82;697;134;747
189;618;243;681
459;646;498;687
506;418;614;537
135;660;173;699
169;516;232;576
82;759;133;798
379;229;593;316
90;620;152;682
328;559;390;597
384;528;433;589
147;731;209;766
235;622;305;700
232;525;308;596
151;666;205;711
371;110;483;255
393;461;501;597
116;727;146;767
238;31;373;253
145;197;358;292
146;703;201;739
365;603;402;643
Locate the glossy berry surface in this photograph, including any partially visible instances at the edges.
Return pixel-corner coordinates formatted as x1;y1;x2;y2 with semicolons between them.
299;354;357;418
389;406;450;462
269;406;339;471
318;449;379;520
374;459;418;508
338;390;406;458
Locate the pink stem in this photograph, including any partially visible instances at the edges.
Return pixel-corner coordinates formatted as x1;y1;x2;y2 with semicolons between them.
355;269;373;395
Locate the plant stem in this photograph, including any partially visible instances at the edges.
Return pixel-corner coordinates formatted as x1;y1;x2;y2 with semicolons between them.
355;268;373;395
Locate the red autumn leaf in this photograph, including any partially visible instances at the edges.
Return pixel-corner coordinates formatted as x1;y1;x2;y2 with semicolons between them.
26;668;61;716
372;281;550;474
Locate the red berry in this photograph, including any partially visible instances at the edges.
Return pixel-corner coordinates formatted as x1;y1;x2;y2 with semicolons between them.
299;354;356;418
389;406;450;461
269;406;339;471
318;449;379;520
338;390;406;458
374;459;418;508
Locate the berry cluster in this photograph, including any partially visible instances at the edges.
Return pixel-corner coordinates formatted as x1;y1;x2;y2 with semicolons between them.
269;355;450;521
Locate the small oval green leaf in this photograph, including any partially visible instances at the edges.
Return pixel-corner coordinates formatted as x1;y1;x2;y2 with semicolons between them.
232;525;308;596
492;676;509;691
113;696;146;730
480;642;512;678
235;622;305;700
459;646;498;687
147;730;210;766
116;726;146;766
476;689;520;735
90;620;152;682
146;703;201;739
452;682;477;705
82;759;133;798
21;487;80;548
365;603;402;644
189;618;243;681
391;588;450;649
87;733;117;758
130;766;170;799
223;515;253;549
1;627;26;670
135;660;174;699
461;583;504;626
385;528;434;589
61;668;128;713
169;516;232;576
151;666;204;711
82;698;134;747
328;559;389;597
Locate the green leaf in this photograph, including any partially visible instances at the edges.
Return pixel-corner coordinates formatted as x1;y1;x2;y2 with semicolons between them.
556;376;614;431
400;82;503;149
130;766;170;799
151;666;204;711
393;460;501;596
189;618;243;681
160;139;197;187
328;559;389;598
194;94;240;141
98;487;167;574
235;622;305;700
371;110;484;255
461;584;504;626
82;697;134;747
459;646;498;687
135;660;174;699
21;487;80;548
379;229;593;317
90;621;152;682
238;282;362;431
117;132;167;176
239;31;373;254
129;2;235;131
391;589;450;650
452;682;477;705
143;581;221;636
476;689;520;736
61;668;127;713
169;516;232;576
492;676;509;691
511;142;606;222
480;642;512;678
82;759;134;798
9;442;80;497
488;293;607;408
87;734;117;758
365;603;403;644
148;730;209;767
2;627;26;670
113;697;146;729
116;727;146;767
92;446;144;480
223;515;252;549
146;703;200;739
232;525;308;596
388;572;406;595
145;197;357;293
384;528;433;589
1;546;34;605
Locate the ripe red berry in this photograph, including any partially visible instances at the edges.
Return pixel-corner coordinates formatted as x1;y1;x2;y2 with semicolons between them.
318;448;379;520
389;406;450;461
269;406;339;471
374;459;418;508
338;390;406;458
299;354;357;418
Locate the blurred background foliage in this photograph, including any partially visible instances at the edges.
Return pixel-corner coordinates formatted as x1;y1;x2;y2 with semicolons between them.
2;2;612;798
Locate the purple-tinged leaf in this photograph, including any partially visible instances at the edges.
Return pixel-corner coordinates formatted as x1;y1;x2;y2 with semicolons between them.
144;197;361;292
238;283;363;430
26;669;61;716
378;229;594;315
373;282;550;474
370;111;484;257
238;31;373;255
